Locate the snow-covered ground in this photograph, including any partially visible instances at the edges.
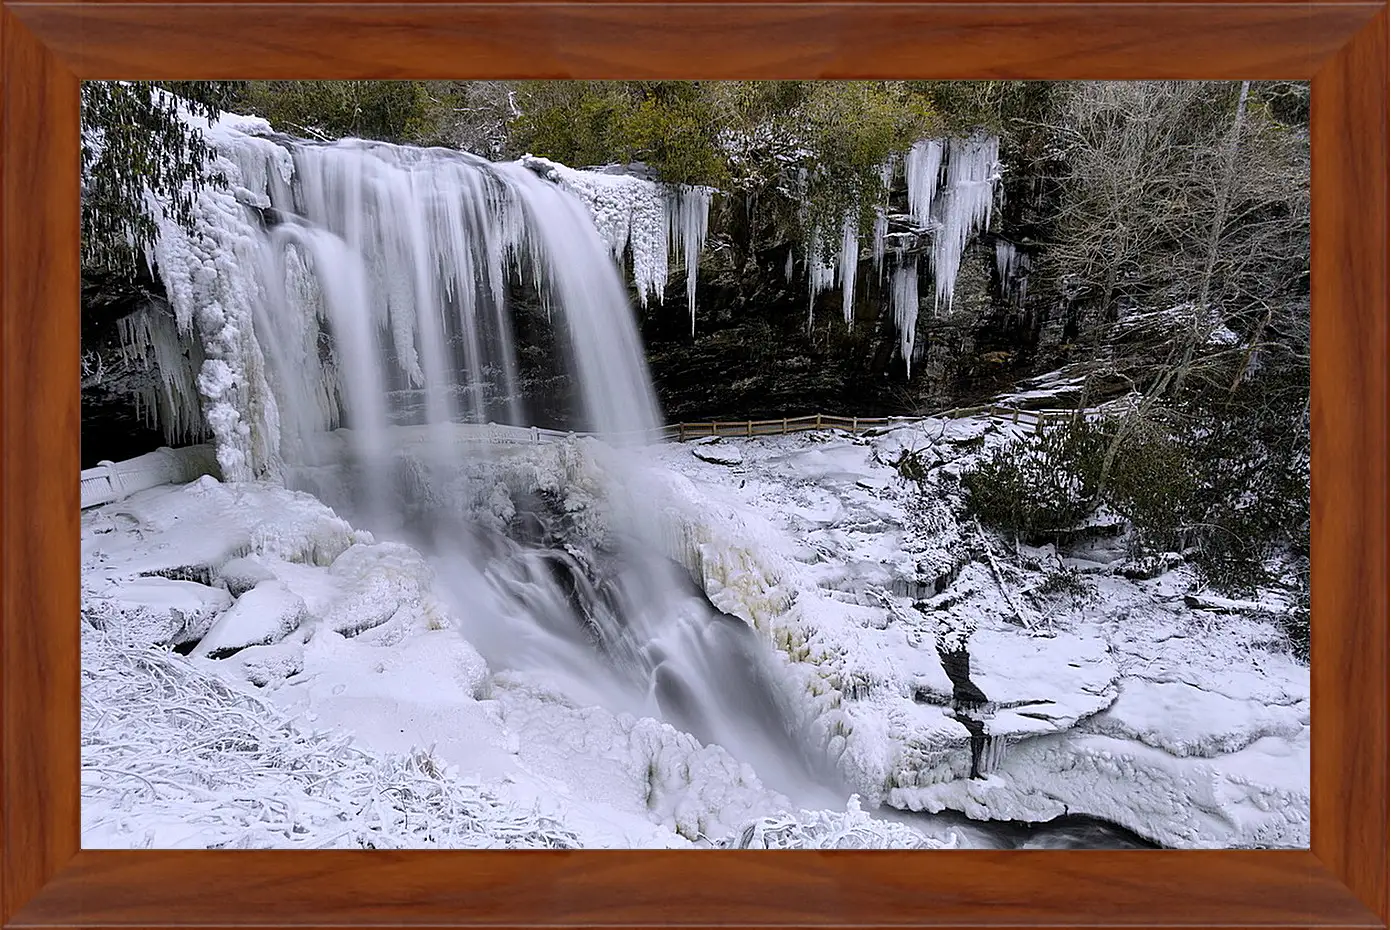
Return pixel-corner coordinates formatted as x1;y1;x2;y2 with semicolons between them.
81;473;951;849
80;415;1307;850
635;417;1309;849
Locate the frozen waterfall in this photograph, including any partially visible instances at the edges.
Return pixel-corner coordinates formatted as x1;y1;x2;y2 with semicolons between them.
137;110;834;809
146;115;669;482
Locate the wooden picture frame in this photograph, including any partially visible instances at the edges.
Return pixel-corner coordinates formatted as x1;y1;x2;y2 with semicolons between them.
3;1;1386;926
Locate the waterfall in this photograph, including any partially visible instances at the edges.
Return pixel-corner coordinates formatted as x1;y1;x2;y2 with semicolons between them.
149;115;667;484
140;110;834;808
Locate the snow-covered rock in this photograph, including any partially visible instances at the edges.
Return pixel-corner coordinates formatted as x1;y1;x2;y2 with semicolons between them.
693;444;744;466
83;576;232;647
193;580;306;658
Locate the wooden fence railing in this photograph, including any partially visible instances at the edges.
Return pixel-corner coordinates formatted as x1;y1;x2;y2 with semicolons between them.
81;403;1120;508
661;404;1093;441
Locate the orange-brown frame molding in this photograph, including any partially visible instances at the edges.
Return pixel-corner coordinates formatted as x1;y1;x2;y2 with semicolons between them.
2;2;1386;927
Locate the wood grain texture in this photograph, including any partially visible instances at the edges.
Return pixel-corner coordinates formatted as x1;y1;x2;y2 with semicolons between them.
0;6;80;927
5;2;1382;80
6;849;1385;927
1309;7;1390;925
0;1;1386;928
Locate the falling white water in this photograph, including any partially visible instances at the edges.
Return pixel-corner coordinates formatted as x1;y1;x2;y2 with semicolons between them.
523;157;715;335
891;260;921;377
136;112;845;804
146;115;665;485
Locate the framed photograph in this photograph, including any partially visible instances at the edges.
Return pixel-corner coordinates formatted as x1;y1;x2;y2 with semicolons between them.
3;1;1385;927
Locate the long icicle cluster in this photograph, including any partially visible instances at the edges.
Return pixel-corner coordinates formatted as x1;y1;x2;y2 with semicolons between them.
804;135;1000;370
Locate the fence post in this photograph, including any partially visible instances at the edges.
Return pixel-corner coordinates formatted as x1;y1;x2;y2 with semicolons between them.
747;421;752;438
1035;415;1045;436
815;413;823;430
98;460;122;500
782;418;788;435
852;416;858;434
1012;408;1020;424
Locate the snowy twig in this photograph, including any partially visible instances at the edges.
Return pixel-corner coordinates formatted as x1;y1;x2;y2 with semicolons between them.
971;517;1042;631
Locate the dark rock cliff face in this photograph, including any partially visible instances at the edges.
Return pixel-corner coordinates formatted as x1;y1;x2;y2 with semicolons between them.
638;236;1028;424
80;269;181;469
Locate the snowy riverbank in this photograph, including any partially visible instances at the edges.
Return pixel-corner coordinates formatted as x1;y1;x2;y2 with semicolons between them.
636;416;1309;848
80;473;950;849
81;415;1307;849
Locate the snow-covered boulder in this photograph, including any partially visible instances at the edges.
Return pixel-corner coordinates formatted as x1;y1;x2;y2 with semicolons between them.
693;443;744;466
193;579;306;658
219;555;277;597
83;576;232;647
319;541;436;638
1083;679;1308;758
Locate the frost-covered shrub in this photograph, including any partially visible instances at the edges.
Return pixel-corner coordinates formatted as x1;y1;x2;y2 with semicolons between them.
960;419;1106;538
1280;586;1310;663
1035;566;1098;607
890;447;934;484
1106;419;1198;558
715;796;955;849
81;626;581;849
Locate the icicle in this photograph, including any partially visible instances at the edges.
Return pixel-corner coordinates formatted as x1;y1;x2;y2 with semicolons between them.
838;212;859;327
144;159;282;482
670;185;712;335
805;227;837;329
872;208;889;279
930;136;1000;311
994;239;1031;307
905;140;943;228
116;305;206;444
784;248;795;283
890;259;920;378
994;239;1015;285
878;156;896;194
